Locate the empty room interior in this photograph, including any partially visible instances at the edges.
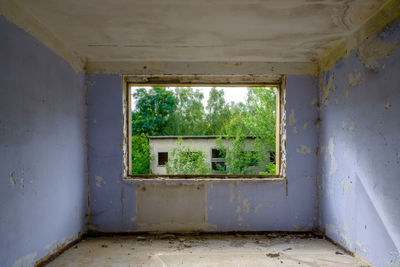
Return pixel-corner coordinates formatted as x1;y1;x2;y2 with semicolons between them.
1;0;400;266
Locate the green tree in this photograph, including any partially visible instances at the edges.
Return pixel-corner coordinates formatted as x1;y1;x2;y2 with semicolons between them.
132;87;178;136
131;134;151;174
216;136;262;174
244;87;277;174
164;87;206;135
223;103;250;137
166;140;210;174
243;87;276;150
205;88;232;135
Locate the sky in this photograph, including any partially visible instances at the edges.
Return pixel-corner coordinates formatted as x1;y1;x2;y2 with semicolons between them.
130;86;249;108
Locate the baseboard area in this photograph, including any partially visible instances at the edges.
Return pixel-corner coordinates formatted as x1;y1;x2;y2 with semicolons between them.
324;235;374;267
34;234;85;267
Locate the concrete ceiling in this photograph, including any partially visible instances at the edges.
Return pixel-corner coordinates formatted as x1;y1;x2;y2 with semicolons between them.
15;0;389;63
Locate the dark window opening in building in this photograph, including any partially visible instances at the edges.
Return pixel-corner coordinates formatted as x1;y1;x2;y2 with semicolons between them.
158;152;168;166
212;148;225;159
212;161;227;172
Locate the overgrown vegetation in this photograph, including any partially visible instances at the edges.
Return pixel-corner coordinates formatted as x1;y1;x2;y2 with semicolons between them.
165;140;210;175
131;134;151;174
131;86;277;175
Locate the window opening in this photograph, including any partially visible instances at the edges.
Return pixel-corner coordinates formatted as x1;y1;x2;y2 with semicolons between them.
126;83;282;177
158;152;168;166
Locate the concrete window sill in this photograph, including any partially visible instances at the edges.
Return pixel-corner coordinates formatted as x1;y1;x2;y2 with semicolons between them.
123;175;286;183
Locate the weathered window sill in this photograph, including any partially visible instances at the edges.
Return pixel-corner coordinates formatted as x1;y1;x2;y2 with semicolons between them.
123;175;286;183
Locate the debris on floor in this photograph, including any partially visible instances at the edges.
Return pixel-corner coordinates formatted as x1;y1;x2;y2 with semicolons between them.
45;233;369;267
266;252;280;257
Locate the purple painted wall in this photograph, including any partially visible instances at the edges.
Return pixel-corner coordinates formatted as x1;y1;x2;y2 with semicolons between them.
0;17;87;267
318;21;400;266
86;74;319;233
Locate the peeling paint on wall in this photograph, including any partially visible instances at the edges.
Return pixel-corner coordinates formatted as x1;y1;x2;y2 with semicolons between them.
311;97;318;106
288;109;297;126
254;204;262;214
19;178;24;190
342;119;355;133
342;178;352;194
9;171;16;187
1;16;87;267
319;18;400;267
11;252;37;267
348;69;361;87
296;144;311;155
328;138;337;175
95;176;104;187
88;74;318;234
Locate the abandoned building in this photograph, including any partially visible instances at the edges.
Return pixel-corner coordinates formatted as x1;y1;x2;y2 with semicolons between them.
148;136;267;174
0;0;399;266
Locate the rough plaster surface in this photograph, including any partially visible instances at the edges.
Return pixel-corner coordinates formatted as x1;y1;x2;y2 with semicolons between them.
136;184;207;231
318;20;400;267
86;74;318;233
0;16;87;267
7;0;389;63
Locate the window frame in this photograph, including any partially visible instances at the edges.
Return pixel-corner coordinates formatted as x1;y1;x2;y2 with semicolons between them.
122;74;286;179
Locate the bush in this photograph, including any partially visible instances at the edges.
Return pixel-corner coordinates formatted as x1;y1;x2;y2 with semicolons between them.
166;140;210;174
260;162;276;175
131;134;151;174
216;136;267;175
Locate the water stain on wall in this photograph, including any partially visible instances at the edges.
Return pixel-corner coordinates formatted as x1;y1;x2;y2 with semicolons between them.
358;38;398;69
321;73;334;106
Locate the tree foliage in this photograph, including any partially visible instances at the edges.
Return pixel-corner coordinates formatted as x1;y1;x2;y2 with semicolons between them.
244;87;276;149
132;87;177;136
164;87;206;135
216;136;264;174
131;134;151;174
205;88;232;135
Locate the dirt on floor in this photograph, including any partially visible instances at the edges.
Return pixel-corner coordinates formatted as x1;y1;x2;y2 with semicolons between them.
45;233;371;267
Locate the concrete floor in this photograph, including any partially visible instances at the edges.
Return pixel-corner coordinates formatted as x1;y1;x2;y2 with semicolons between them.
46;234;370;267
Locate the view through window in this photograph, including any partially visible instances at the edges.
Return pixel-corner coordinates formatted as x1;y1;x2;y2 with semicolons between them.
129;85;278;175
